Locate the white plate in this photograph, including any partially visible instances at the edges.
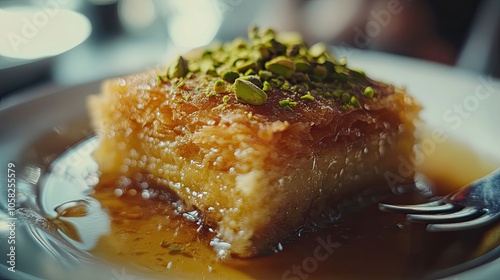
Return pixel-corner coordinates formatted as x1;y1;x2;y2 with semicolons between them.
1;50;499;279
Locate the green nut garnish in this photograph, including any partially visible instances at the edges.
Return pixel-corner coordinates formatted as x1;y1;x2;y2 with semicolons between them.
309;43;328;57
350;96;361;108
258;70;273;81
341;93;351;104
351;69;365;76
221;70;240;83
294;59;311;73
363;86;375;98
311;65;327;82
244;68;256;76
240;75;262;88
157;74;167;83
159;26;375;109
281;81;290;91
262;81;272;91
279;99;297;108
234;78;268;105
265;56;296;78
257;45;271;60
213;79;226;93
300;91;315;101
333;90;342;98
176;79;186;88
167;56;188;78
235;60;256;73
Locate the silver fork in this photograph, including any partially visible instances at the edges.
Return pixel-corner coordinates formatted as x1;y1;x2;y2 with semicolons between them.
379;168;500;232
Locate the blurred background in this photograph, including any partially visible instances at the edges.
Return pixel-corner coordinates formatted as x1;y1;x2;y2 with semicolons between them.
0;0;499;97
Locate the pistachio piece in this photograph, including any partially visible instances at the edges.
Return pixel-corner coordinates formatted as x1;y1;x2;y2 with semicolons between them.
248;25;259;40
221;70;240;83
265;56;296;78
363;86;375;98
234;78;268;105
258;70;273;81
300;91;315;101
262;81;272;91
309;43;328;57
240;75;262;88
157;74;167;83
334;65;349;75
320;58;336;72
279;99;297;108
175;79;185;88
213;79;226;93
281;81;290;91
294;59;311;73
287;44;301;57
267;39;287;54
292;72;310;83
311;65;327;82
333;90;342;98
232;38;247;49
199;59;215;74
350;68;366;77
167;56;188;78
350;96;361;107
235;60;256;73
257;45;270;60
341;92;351;104
244;68;256;76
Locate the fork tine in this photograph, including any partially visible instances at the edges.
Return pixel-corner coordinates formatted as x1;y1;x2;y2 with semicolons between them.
378;201;456;214
427;212;500;232
406;207;481;223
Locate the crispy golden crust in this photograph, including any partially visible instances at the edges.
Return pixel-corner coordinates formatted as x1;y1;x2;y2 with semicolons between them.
89;69;421;257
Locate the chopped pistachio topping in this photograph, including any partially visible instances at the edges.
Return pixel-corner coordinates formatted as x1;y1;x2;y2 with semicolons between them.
363;86;375;98
281;81;290;91
221;70;240;83
265;56;296;78
350;96;361;108
176;80;186;88
279;98;297;108
294;59;311;73
258;70;273;81
214;79;226;93
240;75;262;87
311;65;327;82
262;81;272;91
309;43;328;57
161;26;377;108
167;56;188;78
300;91;315;101
341;92;351;104
157;74;166;83
234;78;268;105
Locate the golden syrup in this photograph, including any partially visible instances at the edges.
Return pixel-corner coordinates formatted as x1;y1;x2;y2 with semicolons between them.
42;135;500;279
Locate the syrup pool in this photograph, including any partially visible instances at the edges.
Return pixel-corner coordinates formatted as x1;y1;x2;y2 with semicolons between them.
35;134;499;280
